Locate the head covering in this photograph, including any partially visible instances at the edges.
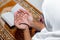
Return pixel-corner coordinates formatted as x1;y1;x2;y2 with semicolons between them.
42;0;60;31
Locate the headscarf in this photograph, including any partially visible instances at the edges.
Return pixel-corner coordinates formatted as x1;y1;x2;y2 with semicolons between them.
42;0;60;31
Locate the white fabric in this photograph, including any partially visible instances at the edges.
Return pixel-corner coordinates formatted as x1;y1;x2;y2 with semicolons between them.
32;0;60;40
32;28;60;40
27;0;44;11
42;0;60;31
41;28;48;33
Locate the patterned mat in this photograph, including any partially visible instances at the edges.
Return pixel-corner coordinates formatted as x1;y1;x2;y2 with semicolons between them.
0;0;11;7
0;20;15;40
0;0;42;40
14;0;42;21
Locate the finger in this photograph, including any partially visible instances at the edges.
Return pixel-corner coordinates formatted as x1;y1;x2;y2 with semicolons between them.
19;9;33;20
14;20;22;27
23;14;28;18
18;9;25;17
17;10;23;17
19;9;29;15
14;12;19;21
17;9;28;20
15;10;23;21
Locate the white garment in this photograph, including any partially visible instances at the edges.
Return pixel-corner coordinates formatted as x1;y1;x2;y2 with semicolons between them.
32;0;60;40
32;28;60;40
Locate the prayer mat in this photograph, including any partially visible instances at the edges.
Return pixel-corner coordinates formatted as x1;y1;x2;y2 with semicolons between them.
0;0;11;7
0;0;42;40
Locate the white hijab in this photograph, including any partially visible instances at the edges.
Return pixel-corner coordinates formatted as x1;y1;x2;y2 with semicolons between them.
42;0;60;31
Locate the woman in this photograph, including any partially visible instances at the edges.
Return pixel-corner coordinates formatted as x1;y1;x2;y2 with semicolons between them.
15;0;60;40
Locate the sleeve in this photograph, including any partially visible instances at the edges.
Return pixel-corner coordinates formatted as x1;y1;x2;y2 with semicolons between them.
32;28;60;40
45;37;60;40
32;28;48;40
41;27;48;33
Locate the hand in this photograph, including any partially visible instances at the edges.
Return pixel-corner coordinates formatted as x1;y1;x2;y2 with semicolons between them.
14;9;33;29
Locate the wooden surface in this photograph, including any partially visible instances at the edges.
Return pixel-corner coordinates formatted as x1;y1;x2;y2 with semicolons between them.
0;0;25;40
0;0;42;40
0;0;16;13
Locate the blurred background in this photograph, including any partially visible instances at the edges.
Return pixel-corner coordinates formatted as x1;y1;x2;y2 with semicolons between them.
0;0;43;40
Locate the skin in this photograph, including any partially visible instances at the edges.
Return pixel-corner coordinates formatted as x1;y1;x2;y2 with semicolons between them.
1;6;45;40
14;9;33;40
14;9;45;40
